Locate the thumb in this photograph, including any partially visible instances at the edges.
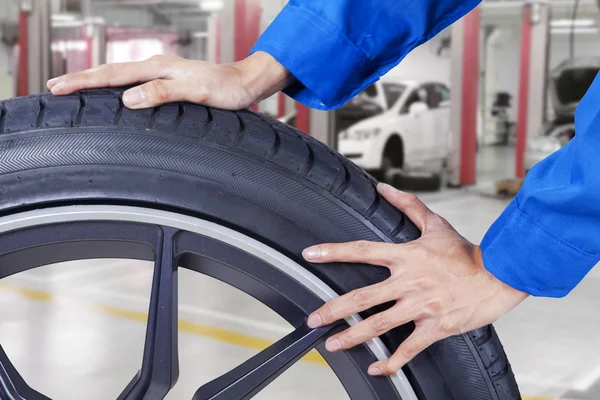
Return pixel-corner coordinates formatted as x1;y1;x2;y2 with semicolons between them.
377;183;435;231
123;80;182;109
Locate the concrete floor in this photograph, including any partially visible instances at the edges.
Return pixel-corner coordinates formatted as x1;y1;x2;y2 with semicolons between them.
0;145;597;400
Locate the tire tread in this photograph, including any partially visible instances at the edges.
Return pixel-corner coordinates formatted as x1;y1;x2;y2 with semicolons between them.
0;88;520;399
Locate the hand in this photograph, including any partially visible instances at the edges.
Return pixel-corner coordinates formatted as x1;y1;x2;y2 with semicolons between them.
47;51;292;110
302;183;528;376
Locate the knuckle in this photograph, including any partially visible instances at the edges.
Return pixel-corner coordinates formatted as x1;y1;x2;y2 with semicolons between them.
426;298;443;313
372;314;391;335
351;289;375;308
437;317;456;334
354;240;372;256
148;54;166;63
335;332;352;349
318;306;335;324
380;362;400;375
148;80;171;103
398;343;418;361
403;193;420;206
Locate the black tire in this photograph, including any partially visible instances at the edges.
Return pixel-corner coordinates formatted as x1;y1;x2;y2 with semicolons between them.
389;170;443;192
0;89;520;400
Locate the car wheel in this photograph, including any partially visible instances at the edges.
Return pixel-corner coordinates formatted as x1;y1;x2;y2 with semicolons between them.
0;89;519;400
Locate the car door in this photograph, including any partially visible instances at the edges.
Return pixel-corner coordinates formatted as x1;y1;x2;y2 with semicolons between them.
398;86;431;167
427;83;451;161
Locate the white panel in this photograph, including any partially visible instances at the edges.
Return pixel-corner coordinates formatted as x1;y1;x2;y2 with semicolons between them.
448;18;465;186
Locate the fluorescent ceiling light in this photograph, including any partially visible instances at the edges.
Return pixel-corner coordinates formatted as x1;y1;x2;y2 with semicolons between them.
551;18;595;28
52;20;85;28
51;13;79;22
200;0;224;12
551;27;598;35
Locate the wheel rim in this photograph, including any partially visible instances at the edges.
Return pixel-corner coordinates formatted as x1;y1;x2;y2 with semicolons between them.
0;205;418;400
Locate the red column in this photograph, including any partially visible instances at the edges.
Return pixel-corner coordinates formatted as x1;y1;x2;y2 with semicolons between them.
215;17;221;64
515;7;532;179
296;103;310;135
17;10;29;97
460;8;481;185
84;26;93;70
277;92;286;118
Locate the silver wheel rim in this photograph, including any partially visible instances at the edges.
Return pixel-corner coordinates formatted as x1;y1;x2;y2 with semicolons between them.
0;205;419;400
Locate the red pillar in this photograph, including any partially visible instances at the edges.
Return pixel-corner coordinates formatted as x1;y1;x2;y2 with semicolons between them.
459;8;481;185
296;103;310;135
515;7;532;179
215;17;221;64
277;92;286;118
17;10;29;97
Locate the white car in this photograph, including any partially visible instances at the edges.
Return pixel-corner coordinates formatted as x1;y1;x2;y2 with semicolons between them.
337;79;450;177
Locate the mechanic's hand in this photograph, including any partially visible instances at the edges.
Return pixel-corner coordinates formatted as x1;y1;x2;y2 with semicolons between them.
303;183;528;376
47;51;292;110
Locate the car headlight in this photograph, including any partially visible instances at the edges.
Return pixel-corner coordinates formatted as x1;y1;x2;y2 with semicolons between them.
340;128;381;141
527;137;562;153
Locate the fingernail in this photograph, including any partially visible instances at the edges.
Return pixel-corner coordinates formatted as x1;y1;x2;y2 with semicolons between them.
123;87;145;106
51;82;65;93
302;246;321;260
307;314;322;328
368;366;382;376
377;183;398;194
47;76;63;88
325;338;342;352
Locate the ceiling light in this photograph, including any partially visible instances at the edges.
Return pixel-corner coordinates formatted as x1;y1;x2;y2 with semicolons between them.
551;18;595;28
200;0;224;12
551;27;598;35
51;13;79;22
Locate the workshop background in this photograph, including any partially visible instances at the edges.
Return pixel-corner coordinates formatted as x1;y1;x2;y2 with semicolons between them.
0;0;599;399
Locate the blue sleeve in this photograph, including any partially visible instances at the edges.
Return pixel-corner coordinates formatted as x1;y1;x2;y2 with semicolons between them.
481;73;600;298
251;0;481;110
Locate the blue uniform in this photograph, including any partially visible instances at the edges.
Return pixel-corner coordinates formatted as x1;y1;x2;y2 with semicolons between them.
252;0;600;297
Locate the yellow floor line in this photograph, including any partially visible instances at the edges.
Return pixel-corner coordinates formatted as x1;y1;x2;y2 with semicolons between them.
0;282;559;399
0;282;325;365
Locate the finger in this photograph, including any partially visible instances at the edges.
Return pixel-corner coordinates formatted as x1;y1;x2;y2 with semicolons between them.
367;324;438;376
50;61;164;95
377;183;435;231
307;280;398;328
302;240;397;266
324;302;416;352
122;79;187;108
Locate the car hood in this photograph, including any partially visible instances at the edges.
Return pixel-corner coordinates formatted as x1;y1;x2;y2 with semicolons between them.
338;113;390;134
549;57;600;118
335;97;385;132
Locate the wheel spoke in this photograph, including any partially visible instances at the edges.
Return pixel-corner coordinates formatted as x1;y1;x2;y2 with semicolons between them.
118;228;179;400
192;322;345;400
0;345;50;400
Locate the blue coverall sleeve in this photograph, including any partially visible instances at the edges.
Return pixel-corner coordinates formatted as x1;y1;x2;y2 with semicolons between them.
481;74;600;297
254;0;600;297
251;0;481;110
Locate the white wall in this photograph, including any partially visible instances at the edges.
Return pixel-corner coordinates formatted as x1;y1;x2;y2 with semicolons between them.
385;31;452;85
484;28;600;117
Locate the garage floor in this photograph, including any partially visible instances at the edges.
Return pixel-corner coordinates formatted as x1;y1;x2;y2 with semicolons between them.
0;146;597;400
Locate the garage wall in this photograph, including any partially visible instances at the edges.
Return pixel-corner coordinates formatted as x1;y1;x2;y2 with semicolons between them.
484;28;600;120
386;30;452;85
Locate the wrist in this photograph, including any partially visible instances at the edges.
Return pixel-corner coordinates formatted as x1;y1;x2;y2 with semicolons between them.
234;52;293;103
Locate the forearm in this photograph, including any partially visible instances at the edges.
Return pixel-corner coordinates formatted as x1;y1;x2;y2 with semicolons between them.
252;0;481;109
482;74;600;297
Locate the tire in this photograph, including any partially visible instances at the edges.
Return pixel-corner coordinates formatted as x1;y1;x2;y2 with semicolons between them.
0;89;520;400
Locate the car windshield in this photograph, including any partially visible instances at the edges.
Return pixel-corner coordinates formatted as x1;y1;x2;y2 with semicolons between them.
381;83;406;108
555;67;599;104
